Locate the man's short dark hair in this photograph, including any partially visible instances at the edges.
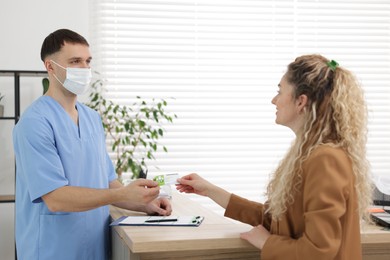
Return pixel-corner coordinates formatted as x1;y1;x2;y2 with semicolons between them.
40;29;89;61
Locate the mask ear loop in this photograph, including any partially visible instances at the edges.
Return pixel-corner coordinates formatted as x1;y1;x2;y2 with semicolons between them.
50;60;67;70
50;60;67;86
52;73;65;86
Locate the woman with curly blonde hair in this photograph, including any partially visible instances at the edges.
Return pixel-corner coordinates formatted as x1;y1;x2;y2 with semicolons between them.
176;54;373;260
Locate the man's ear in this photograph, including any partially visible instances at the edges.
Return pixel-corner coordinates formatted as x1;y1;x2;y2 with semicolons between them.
44;60;54;73
296;94;308;113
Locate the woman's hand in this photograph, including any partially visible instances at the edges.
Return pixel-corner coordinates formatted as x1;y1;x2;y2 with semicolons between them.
176;173;232;209
176;173;213;196
240;225;271;250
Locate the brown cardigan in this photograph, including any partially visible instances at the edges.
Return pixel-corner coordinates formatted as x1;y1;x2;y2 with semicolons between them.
225;145;362;260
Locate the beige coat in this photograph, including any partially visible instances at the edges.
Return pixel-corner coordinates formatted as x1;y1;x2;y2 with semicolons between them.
225;145;362;260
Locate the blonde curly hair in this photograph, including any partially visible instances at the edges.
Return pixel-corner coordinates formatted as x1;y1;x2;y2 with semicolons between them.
266;54;373;221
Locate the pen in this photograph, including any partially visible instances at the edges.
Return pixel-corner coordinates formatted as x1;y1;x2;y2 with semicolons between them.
145;218;178;223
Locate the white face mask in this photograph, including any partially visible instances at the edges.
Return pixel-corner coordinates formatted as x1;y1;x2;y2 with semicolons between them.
51;60;92;95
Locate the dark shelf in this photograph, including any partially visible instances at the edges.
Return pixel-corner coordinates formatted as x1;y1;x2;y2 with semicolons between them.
0;117;17;120
0;70;48;76
0;195;15;203
0;70;47;124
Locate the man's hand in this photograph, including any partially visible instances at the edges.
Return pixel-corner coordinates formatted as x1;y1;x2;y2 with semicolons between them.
120;178;160;204
144;197;172;216
110;179;172;215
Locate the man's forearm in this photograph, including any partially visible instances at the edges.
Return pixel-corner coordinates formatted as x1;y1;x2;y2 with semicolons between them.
42;185;123;212
42;179;160;213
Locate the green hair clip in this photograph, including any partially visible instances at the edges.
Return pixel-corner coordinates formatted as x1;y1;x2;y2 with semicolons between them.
327;60;339;71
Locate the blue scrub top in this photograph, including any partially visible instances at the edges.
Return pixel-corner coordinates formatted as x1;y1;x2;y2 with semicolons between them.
13;96;117;260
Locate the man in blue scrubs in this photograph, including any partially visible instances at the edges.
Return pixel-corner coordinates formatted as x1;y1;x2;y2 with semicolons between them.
13;29;172;260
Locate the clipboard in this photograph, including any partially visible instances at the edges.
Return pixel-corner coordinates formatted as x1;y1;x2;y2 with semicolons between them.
110;215;204;227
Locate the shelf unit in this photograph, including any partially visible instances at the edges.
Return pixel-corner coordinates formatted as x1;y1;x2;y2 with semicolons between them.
0;70;47;204
0;70;47;260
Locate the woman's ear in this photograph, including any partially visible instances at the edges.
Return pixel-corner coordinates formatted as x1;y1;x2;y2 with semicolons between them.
296;94;308;113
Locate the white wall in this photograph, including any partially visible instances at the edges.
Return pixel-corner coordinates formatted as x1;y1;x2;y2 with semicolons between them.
0;1;89;259
0;0;90;70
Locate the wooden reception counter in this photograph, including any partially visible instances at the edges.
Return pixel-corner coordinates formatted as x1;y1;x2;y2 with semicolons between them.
110;192;390;260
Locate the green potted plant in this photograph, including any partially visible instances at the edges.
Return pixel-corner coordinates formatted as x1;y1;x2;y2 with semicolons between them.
42;78;49;94
0;92;4;117
86;72;176;181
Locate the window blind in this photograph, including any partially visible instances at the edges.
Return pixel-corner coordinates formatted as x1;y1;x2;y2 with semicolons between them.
90;0;390;215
